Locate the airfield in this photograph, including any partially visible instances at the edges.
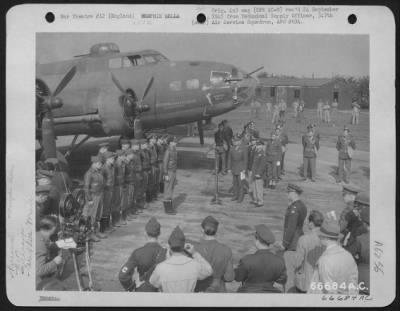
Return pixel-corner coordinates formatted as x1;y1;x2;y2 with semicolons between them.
53;106;369;292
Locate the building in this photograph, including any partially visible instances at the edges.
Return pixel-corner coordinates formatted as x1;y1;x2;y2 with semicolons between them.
257;77;356;109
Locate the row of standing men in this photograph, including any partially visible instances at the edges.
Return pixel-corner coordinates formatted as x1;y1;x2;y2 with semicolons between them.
81;135;178;242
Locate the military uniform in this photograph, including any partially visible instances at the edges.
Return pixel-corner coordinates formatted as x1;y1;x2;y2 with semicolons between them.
266;134;282;188
276;126;289;175
112;150;126;227
283;184;307;293
355;207;369;295
250;143;267;206
101;152;115;233
82;156;104;237
336;128;356;183
131;141;145;214
302;130;318;181
119;218;167;292
156;137;167;193
194;216;235;292
120;150;131;224
148;136;160;200
235;225;287;293
125;149;137;218
163;136;178;213
140;140;152;204
227;137;248;203
214;127;227;173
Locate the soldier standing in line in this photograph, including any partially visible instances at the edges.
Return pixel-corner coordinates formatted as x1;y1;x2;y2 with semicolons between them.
119;149;130;226
156;135;167;194
82;156;105;242
131;139;145;214
119;217;167;292
163;135;178;214
194;216;235;292
112;150;126;228
235;224;287;293
282;184;307;293
100;151;115;235
250;140;267;207
265;131;282;189
316;98;324;122
120;139;131;152
275;123;289;176
125;148;137;220
140;138;152;207
222;119;233;166
246;136;257;203
227;134;248;203
302;126;319;182
148;134;160;201
336;126;356;184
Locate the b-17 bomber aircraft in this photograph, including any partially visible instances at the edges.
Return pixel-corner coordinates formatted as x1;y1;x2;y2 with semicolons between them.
36;42;261;160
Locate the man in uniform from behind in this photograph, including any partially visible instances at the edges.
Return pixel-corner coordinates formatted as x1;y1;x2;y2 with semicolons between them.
293;210;325;293
119;217;167;292
336;126;356;184
282;184;308;293
194;216;234;292
235;224;287;293
227;134;248;203
149;226;213;292
163;135;178;214
82;155;105;242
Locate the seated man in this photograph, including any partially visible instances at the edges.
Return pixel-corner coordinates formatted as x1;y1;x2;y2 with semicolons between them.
36;215;65;290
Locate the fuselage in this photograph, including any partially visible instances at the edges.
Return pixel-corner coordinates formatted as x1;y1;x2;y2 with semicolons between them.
36;47;257;137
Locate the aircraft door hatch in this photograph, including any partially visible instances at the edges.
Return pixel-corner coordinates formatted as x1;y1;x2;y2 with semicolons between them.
120;89;138;128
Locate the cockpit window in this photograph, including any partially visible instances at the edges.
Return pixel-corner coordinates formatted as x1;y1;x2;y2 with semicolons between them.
143;55;157;64
210;71;230;85
186;79;200;90
125;55;146;67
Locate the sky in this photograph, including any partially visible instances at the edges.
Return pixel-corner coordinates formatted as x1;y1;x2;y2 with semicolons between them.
37;33;369;78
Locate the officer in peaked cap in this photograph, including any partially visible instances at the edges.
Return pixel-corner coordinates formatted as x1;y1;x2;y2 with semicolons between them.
195;216;235;292
235;224;287;293
336;126;356;183
119;217;167;292
283;183;307;292
227;133;248;203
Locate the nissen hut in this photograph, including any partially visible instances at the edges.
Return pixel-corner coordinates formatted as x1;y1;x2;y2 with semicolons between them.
257;77;355;109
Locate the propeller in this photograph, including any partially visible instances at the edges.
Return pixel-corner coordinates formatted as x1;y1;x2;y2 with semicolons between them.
111;73;154;138
37;66;77;159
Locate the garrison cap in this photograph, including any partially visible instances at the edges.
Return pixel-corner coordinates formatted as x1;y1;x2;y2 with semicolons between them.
91;155;101;163
255;224;275;245
44;158;59;165
145;217;161;236
287;183;303;194
342;184;360;195
354;192;370;206
168;226;185;249
201;215;219;230
36;184;51;193
37;169;54;178
359;208;370;225
37;176;52;186
318;221;340;239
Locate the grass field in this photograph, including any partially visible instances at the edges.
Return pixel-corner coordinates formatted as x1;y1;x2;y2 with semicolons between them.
54;106;369;292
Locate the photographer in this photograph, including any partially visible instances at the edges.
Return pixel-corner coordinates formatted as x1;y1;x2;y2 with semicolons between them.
36;215;65;290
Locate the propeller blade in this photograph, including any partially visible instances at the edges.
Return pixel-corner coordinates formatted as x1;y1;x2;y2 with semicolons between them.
111;73;127;95
53;66;77;96
246;66;264;77
141;76;154;102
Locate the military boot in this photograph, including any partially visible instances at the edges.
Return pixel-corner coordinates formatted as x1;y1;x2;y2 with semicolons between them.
145;190;152;203
96;219;108;239
159;182;164;194
89;226;100;242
